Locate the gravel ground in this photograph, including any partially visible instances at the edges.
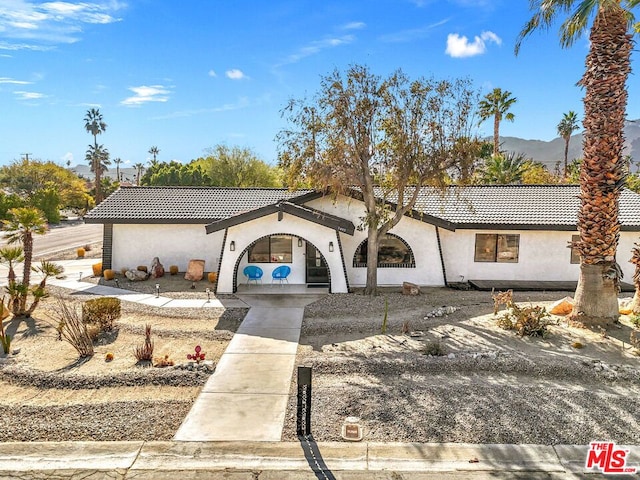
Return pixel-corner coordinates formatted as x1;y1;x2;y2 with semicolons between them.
281;288;640;445
0;401;193;441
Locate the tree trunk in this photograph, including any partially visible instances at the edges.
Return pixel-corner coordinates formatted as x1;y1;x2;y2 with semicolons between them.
363;228;379;296
570;6;631;327
571;263;619;326
94;138;103;204
493;114;500;157
563;137;569;178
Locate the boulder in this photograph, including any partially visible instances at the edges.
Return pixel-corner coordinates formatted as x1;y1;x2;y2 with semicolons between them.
185;259;205;281
150;257;165;278
402;281;420;296
125;269;149;282
549;296;574;316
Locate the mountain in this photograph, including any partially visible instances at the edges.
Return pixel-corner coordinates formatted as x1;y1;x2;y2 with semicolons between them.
71;164;139;182
500;119;640;171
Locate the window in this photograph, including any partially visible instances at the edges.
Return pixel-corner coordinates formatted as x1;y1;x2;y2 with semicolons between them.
570;234;580;264
353;233;415;268
248;235;293;263
474;234;520;263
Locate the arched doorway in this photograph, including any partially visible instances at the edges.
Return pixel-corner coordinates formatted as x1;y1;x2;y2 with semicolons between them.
231;233;332;293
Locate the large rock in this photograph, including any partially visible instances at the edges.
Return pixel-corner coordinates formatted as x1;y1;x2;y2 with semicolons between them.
402;282;420;296
549;296;574;316
125;269;149;281
184;259;205;281
150;257;165;278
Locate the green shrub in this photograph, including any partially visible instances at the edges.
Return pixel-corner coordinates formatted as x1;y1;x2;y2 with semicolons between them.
422;340;445;356
630;314;640;328
82;297;121;332
497;304;551;338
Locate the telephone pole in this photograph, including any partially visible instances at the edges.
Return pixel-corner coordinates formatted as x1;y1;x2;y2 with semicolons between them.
20;153;32;161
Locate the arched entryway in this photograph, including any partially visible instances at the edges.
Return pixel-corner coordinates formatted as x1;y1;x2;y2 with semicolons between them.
231;233;332;293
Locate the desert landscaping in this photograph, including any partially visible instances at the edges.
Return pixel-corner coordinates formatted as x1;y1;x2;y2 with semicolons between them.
1;244;640;445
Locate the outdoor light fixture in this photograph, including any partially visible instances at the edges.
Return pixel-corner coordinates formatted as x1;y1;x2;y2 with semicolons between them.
298;238;303;247
329;241;334;252
206;287;211;303
155;283;160;298
114;278;119;288
230;241;235;251
78;272;83;282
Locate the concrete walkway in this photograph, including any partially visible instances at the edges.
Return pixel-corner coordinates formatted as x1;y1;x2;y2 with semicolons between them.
174;293;324;441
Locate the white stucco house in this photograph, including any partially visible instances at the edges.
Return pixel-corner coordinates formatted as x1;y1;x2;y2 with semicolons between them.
83;185;640;294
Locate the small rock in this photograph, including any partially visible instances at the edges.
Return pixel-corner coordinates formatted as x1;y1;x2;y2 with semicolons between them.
11;348;20;355
402;282;420;296
448;353;456;359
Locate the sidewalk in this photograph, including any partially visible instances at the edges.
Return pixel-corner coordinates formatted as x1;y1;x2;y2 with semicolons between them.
175;294;324;442
0;440;630;479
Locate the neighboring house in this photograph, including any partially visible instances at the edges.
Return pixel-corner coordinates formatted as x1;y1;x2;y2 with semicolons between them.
83;185;640;294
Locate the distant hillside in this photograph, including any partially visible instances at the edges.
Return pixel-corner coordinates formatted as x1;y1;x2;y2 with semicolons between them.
500;119;640;171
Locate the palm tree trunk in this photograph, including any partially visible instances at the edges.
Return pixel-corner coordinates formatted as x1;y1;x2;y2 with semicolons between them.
493;114;500;157
94;137;103;204
563;137;569;178
569;6;631;327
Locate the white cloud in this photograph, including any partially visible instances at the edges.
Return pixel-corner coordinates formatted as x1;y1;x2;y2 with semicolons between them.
208;69;217;77
342;21;365;30
0;77;31;84
225;69;246;80
152;97;251;120
14;90;45;100
445;30;501;58
120;85;171;106
0;1;125;48
380;18;449;43
61;151;73;164
277;35;354;66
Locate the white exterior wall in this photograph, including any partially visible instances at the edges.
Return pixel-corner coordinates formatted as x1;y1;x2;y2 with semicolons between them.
216;213;348;293
111;224;223;273
440;229;638;283
306;196;445;287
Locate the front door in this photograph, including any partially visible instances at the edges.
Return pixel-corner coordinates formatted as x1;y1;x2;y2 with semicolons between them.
305;242;329;285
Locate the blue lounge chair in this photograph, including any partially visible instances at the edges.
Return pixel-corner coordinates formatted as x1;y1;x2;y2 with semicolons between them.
271;265;291;285
243;265;263;285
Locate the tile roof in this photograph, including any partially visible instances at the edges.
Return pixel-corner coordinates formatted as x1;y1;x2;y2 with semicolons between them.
378;185;640;230
84;186;316;223
85;184;640;231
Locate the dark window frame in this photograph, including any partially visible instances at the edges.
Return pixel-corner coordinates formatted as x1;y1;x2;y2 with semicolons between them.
353;233;416;268
248;235;293;263
474;233;520;263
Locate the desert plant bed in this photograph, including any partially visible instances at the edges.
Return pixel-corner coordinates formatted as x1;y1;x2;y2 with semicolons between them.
0;285;247;441
282;288;640;445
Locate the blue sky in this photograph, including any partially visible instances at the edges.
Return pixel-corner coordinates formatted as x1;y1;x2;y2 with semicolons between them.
1;0;640;169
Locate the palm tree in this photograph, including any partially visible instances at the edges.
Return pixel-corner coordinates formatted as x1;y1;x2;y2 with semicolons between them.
557;111;580;178
478;88;517;157
148;146;160;166
113;157;123;182
134;163;145;185
0;246;24;286
517;0;637;327
481;152;529;184
84;109;107;203
3;207;48;316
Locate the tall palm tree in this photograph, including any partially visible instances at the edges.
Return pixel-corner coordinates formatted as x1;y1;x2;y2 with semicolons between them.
3;207;48;316
517;0;638;327
134;163;145;185
113;157;123;182
557;111;580;178
84;109;107;204
478;88;517;157
148;146;160;166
